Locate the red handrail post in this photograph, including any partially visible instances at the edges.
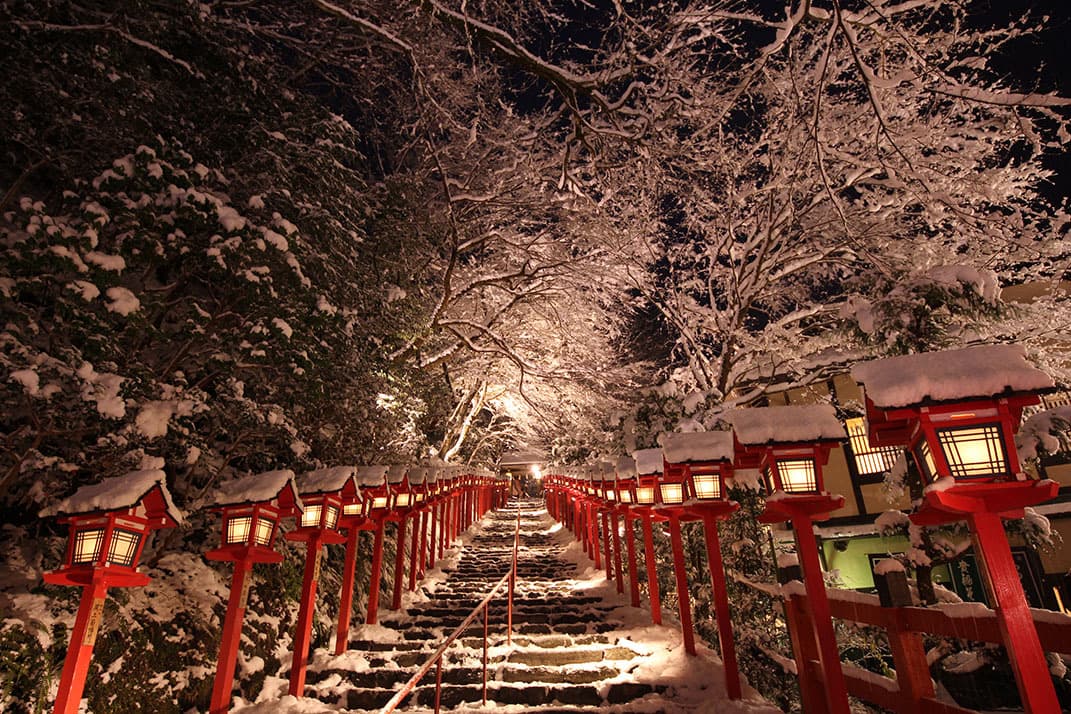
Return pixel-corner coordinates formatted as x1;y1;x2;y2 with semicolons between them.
482;601;489;705
883;608;934;708
434;658;443;714
783;590;829;714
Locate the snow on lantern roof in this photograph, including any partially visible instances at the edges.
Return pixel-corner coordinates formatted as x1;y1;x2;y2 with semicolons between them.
633;448;664;476
407;466;428;485
616;456;637;479
214;469;302;509
299;466;359;496
729;405;846;445
385;464;408;485
41;469;183;524
850;344;1054;409
357;465;388;487
662;431;734;464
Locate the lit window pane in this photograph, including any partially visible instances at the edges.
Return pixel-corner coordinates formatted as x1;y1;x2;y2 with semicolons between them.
692;472;721;500
937;424;1006;478
660;483;684;505
343;503;361;516
325;505;340;530
73;528;105;565
372;496;389;510
394;493;411;508
254;517;275;546
226;516;253;544
915;439;937;481
106;529;142;567
846;417;901;477
618;489;633;504
301;504;323;528
635;486;656;505
776;459;817;493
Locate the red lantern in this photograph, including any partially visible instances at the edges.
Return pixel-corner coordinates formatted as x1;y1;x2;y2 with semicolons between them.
729;405;850;714
42;469;182;714
286;467;359;697
207;470;301;713
852;344;1060;714
660;431;741;697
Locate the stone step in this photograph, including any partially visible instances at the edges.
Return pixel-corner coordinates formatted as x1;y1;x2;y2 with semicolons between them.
332;680;666;711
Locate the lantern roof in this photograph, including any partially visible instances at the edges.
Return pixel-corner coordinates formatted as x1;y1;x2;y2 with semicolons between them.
357;465;389;487
407;466;428;485
633;448;664;476
851;344;1053;409
298;466;360;497
386;464;408;485
41;469;183;525
729;405;846;446
662;431;734;464
214;469;303;511
616;456;637;478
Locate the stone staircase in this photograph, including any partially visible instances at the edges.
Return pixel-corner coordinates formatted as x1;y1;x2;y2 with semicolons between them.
300;499;693;712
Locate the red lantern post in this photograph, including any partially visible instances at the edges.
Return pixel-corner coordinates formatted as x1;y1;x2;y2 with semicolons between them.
42;469;182;714
632;448;665;625
615;456;642;608
853;344;1061;714
334;470;368;656
387;465;414;611
286;467;358;697
662;431;742;699
730;405;849;714
206;470;302;712
357;465;391;625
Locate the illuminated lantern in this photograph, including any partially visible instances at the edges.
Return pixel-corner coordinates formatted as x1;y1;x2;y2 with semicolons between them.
43;469;182;714
632;448;665;626
729;405;850;714
852;344;1060;713
286;467;359;697
207;470;301;713
661;431;741;697
357;466;390;625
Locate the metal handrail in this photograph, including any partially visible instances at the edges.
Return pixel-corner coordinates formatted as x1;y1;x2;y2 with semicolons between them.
379;506;521;713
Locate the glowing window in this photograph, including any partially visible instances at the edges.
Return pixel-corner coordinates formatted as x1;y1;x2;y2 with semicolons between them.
106;529;142;567
73;528;105;565
776;459;817;493
936;424;1007;479
254;517;275;546
846;416;901;477
692;472;721;500
226;516;253;545
915;439;937;482
301;504;322;528
324;505;340;530
659;483;684;505
635;486;656;505
618;488;633;504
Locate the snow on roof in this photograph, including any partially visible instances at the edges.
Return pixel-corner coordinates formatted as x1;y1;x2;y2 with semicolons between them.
499;450;545;466
851;344;1053;408
299;466;358;495
385;464;408;485
633;448;664;476
729;405;846;445
41;469;183;523
407;466;428;484
214;469;300;507
662;431;734;464
616;456;637;478
357;465;388;487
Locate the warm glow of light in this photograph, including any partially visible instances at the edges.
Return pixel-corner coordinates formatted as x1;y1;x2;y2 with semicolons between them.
692;472;721;500
619;488;633;504
659;483;684;505
72;528;105;565
936;424;1006;479
106;529;142;567
301;504;323;528
776;459;817;493
226;516;252;544
636;486;655;505
343;503;362;516
395;492;411;508
373;495;389;510
254;517;274;546
531;465;542;479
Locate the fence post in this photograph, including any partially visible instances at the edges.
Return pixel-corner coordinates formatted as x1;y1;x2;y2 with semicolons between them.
782;590;829;714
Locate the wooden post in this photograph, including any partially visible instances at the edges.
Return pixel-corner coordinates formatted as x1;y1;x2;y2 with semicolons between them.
782;590;829;714
211;560;254;711
365;518;386;625
53;578;109;714
408;511;421;592
882;609;934;708
641;512;662;624
668;515;696;655
625;513;641;607
391;515;409;610
288;531;324;696
702;513;741;700
611;511;625;594
602;511;613;580
334;528;361;656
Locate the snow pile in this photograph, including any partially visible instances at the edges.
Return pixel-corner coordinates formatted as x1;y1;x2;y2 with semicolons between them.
356;465;388;487
851;343;1053;408
632;448;663;475
40;468;182;522
728;405;846;445
299;466;358;495
616;455;637;478
214;470;299;507
662;430;734;464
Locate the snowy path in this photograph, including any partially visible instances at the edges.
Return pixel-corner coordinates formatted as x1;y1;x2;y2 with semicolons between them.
237;499;783;713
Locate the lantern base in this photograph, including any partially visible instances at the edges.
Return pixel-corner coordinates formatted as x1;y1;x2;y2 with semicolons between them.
286;528;347;544
759;493;845;523
205;544;285;564
911;479;1059;526
44;566;150;588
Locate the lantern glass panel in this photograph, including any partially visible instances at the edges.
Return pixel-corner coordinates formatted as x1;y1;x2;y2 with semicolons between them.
914;439;937;482
618;488;633;504
301;504;322;528
395;492;411;508
635;486;656;505
343;502;362;516
72;528;105;565
692;472;721;500
659;483;685;505
936;424;1007;479
846;416;901;477
226;515;253;545
776;459;817;493
373;495;389;510
324;505;340;530
106;529;142;567
254;516;275;546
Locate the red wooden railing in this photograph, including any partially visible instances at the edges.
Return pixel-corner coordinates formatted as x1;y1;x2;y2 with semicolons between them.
743;578;1071;714
379;507;520;713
